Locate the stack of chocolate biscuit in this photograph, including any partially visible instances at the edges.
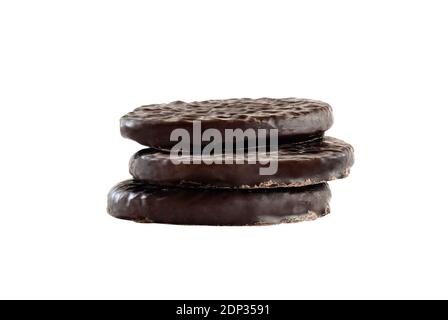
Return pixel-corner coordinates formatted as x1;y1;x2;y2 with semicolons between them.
107;98;354;226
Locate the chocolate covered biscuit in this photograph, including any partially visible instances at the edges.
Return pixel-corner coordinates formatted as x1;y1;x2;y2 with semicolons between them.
107;180;331;226
120;98;333;148
129;137;354;189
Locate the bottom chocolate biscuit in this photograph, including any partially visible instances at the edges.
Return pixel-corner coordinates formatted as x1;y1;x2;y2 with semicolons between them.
107;180;331;226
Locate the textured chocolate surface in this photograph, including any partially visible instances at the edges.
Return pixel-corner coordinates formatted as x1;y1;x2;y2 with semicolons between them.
120;98;333;148
107;180;331;226
129;137;354;189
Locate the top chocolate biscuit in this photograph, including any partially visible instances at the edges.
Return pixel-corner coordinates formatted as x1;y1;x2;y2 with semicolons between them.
120;98;333;148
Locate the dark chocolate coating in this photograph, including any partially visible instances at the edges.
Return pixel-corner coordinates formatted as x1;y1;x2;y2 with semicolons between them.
107;180;331;226
120;98;333;148
129;137;354;189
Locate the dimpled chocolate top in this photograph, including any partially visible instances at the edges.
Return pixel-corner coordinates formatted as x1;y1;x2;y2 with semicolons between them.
120;98;333;148
129;137;354;189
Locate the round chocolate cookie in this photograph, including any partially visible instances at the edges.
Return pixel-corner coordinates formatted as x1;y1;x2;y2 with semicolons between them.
107;180;331;226
120;98;333;148
129;137;354;189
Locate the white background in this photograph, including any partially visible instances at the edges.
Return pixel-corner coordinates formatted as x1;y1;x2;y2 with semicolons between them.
1;1;447;299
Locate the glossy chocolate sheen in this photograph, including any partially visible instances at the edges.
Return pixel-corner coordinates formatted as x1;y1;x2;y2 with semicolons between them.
107;180;331;226
129;137;354;189
120;98;333;148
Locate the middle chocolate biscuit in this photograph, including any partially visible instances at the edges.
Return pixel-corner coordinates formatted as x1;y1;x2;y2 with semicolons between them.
129;136;354;189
